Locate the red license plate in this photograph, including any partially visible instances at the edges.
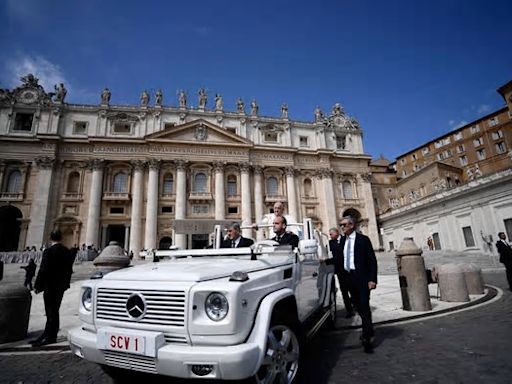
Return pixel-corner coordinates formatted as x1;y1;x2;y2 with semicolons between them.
106;332;146;355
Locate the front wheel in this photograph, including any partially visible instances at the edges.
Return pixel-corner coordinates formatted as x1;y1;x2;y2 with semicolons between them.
254;316;301;383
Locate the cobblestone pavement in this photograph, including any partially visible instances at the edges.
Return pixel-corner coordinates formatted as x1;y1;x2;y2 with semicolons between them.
0;271;510;384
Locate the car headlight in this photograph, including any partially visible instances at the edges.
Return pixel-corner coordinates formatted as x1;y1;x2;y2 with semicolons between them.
82;287;92;312
205;292;229;321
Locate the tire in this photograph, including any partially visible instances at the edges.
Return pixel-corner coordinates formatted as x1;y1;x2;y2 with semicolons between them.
325;279;337;330
254;312;302;384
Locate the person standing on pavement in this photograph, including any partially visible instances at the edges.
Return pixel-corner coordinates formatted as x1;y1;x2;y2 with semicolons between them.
20;259;37;290
327;227;355;318
338;215;378;353
31;230;73;347
496;232;512;291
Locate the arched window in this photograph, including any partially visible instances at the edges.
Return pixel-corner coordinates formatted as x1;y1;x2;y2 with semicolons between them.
113;171;128;193
163;173;174;194
227;175;237;197
342;180;353;199
304;178;312;197
6;170;21;193
194;172;207;193
67;172;80;193
267;176;278;196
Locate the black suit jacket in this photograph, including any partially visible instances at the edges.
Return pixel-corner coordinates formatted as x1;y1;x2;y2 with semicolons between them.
329;232;377;285
272;232;299;248
34;243;73;292
327;236;345;275
496;240;512;264
220;236;254;248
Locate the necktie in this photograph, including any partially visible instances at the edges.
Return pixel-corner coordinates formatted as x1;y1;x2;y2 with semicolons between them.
344;236;351;272
231;240;236;248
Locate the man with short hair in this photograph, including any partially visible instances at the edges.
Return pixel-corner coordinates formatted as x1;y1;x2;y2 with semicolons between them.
338;216;378;353
496;232;512;291
327;227;354;318
32;230;73;347
221;222;254;248
271;216;299;248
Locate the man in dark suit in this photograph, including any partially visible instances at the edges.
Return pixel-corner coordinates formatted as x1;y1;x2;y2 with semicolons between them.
221;222;254;248
338;216;378;353
271;216;299;248
496;232;512;291
327;227;354;318
32;230;73;347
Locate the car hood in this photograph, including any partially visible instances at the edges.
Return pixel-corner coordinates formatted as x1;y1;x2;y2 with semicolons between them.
103;256;291;282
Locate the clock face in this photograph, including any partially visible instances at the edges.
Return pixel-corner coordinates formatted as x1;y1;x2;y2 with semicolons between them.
333;116;344;127
20;90;37;104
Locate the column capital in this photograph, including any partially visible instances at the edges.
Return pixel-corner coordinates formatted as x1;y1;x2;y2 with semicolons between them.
239;162;251;173
357;172;372;182
86;158;105;171
130;160;146;171
253;165;264;175
147;159;161;170
213;161;226;173
285;166;297;177
175;159;188;171
314;168;332;179
34;156;55;170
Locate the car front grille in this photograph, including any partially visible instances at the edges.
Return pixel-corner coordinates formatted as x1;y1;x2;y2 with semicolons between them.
96;288;186;327
103;350;157;373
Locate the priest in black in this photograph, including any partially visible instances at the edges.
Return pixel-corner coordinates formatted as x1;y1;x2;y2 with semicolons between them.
496;232;512;291
271;216;299;248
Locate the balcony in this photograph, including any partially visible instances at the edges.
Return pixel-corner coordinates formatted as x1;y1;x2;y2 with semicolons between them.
0;192;24;201
160;193;176;201
103;192;130;201
62;193;83;201
189;192;213;201
265;194;286;203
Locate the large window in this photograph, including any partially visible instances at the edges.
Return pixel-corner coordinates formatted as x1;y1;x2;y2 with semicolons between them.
266;176;278;196
163;173;174;194
67;172;80;193
462;226;475;247
112;172;128;193
6;170;21;193
194;172;207;193
227;175;237;197
14;113;34;131
342;181;353;199
336;135;345;150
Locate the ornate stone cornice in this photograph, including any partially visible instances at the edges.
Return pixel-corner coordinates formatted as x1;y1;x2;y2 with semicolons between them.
86;158;105;171
34;156;55;170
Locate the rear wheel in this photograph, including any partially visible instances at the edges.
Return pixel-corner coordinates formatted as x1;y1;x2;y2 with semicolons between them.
254;313;301;384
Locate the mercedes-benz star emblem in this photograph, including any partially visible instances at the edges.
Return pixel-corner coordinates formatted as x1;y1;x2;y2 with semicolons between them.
126;293;146;320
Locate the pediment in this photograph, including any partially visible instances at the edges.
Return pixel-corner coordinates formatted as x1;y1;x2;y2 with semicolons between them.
145;119;252;146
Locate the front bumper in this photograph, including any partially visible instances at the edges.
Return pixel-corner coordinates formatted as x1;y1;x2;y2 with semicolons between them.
68;326;261;380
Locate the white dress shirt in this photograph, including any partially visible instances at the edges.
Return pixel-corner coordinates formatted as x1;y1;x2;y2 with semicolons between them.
344;232;356;271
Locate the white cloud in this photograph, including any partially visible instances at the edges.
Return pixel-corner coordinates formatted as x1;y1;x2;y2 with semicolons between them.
476;104;491;114
449;119;468;130
4;55;68;92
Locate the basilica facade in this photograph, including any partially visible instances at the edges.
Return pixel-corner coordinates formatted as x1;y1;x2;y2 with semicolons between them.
0;75;377;255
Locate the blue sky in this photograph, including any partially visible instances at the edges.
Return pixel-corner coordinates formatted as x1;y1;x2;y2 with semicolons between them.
1;0;510;160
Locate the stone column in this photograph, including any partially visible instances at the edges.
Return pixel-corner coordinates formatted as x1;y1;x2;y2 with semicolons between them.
144;159;160;250
316;168;337;231
357;173;379;247
213;161;225;220
240;163;252;238
253;166;264;241
85;159;104;247
0;160;5;190
101;225;108;248
174;160;187;249
124;226;130;250
26;157;55;248
129;161;145;258
285;167;298;223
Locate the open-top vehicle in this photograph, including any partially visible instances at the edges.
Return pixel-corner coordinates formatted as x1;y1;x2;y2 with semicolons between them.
68;219;336;383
